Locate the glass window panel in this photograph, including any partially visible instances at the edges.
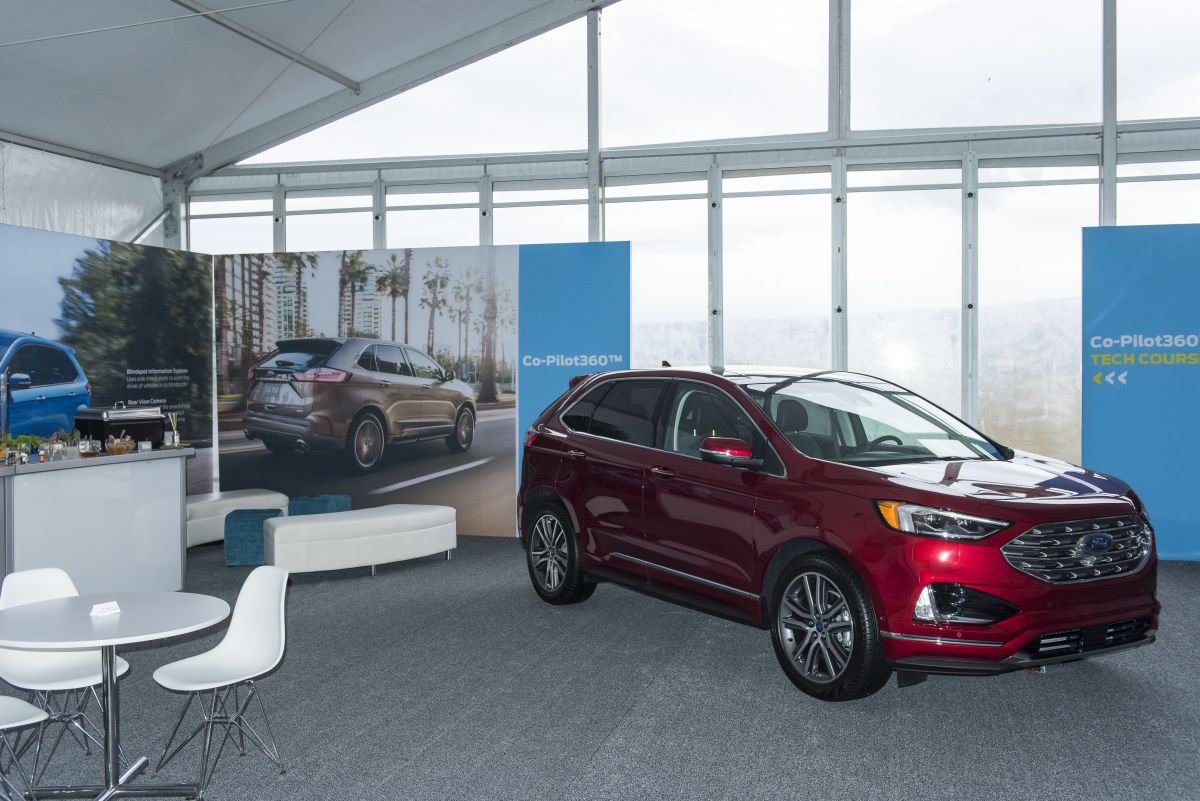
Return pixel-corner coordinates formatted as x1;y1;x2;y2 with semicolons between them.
723;173;831;194
605;197;708;368
602;0;826;146
1118;0;1200;120
1118;160;1200;178
1118;180;1200;226
723;195;831;368
285;212;372;251
980;165;1099;183
852;0;1100;129
287;194;371;212
605;181;708;199
385;209;478;248
494;187;587;204
978;183;1095;463
246;20;585;162
847;189;961;414
189;197;272;215
492;204;587;246
386;190;478;207
848;168;961;188
188;216;272;255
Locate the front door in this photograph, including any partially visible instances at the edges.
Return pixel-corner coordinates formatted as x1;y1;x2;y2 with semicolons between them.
641;380;770;603
405;347;456;432
371;345;426;436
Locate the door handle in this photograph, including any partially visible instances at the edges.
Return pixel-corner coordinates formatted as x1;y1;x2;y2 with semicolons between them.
567;449;586;460
377;382;389;387
421;385;432;391
35;395;47;402
650;466;676;478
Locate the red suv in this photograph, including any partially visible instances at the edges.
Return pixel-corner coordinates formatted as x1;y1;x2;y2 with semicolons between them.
518;368;1158;701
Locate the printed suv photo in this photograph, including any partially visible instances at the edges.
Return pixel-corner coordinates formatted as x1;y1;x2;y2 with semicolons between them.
519;367;1158;700
1;329;91;437
244;337;476;472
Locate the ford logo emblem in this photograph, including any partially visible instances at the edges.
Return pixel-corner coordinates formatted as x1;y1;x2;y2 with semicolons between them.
1078;533;1114;554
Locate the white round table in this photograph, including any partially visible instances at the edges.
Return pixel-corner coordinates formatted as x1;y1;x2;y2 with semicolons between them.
0;591;229;800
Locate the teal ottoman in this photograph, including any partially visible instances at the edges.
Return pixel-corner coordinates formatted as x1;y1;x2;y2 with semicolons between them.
289;494;352;516
224;509;282;566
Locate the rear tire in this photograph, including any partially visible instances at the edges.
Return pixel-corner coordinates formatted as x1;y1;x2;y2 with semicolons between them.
769;551;891;701
524;502;595;605
346;412;386;474
445;406;474;453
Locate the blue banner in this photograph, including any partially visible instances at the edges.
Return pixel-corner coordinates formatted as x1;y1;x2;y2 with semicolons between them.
517;242;631;464
1082;224;1200;559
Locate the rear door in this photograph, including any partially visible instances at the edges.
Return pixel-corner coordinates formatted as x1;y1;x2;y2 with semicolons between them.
642;380;774;602
372;345;426;435
554;379;667;579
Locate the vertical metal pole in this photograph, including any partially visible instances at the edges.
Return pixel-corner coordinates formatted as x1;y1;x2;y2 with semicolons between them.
828;0;851;138
272;182;286;252
586;8;604;242
1100;0;1117;225
831;154;848;371
479;173;493;246
102;644;118;788
707;160;724;370
162;178;184;250
0;373;7;443
961;150;980;425
371;173;386;249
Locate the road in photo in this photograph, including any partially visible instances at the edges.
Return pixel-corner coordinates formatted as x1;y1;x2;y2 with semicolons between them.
217;407;517;536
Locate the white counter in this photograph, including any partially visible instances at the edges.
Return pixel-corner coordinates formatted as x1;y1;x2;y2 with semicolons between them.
1;448;194;594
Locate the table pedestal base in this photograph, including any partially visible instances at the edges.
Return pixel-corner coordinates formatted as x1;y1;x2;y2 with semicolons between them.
33;756;201;799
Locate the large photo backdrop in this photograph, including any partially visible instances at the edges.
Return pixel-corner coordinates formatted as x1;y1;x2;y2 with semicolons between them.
0;223;214;493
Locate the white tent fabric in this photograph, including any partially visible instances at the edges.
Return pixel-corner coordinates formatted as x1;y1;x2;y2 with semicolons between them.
0;142;163;244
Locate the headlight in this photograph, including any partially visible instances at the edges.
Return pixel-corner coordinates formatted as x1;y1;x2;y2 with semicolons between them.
875;501;1010;541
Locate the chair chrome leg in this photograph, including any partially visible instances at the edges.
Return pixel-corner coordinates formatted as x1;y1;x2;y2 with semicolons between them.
370;564;377;577
154;693;197;774
0;730;38;801
196;690;219;799
446;549;452;561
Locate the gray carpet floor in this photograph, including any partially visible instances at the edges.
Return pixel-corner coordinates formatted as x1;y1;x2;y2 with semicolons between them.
27;537;1200;801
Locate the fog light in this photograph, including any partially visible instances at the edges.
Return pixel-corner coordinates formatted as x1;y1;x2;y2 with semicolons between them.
912;583;1018;625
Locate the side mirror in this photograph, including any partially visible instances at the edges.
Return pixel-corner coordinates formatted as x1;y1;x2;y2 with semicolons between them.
7;373;31;391
443;369;455;382
699;436;763;470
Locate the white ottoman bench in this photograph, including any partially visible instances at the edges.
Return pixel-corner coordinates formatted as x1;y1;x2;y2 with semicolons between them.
186;489;289;548
264;504;456;574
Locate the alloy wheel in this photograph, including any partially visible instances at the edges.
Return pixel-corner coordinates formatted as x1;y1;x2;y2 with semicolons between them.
354;416;384;469
457;410;474;447
776;571;855;684
530;513;568;592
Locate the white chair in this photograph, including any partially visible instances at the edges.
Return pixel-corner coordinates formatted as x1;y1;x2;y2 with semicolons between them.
0;569;130;781
0;696;47;801
153;566;288;793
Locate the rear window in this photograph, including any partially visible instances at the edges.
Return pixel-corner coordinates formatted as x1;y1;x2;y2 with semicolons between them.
562;383;611;431
588;380;663;447
258;339;338;370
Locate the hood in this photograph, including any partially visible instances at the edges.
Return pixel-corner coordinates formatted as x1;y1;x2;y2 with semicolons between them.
871;452;1133;503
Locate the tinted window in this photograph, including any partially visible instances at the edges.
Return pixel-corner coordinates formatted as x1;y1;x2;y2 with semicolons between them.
589;380;663;446
663;383;757;457
375;345;412;376
562;383;611;431
260;339;337;370
405;348;443;380
355;345;378;372
8;344;78;386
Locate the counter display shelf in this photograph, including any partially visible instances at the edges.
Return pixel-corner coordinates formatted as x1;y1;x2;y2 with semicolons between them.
0;448;194;593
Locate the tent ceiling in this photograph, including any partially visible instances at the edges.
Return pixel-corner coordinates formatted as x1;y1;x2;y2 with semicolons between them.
0;0;602;176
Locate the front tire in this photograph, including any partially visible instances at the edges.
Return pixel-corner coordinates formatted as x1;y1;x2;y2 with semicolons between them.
769;552;891;701
524;503;595;605
346;412;386;473
445;406;474;453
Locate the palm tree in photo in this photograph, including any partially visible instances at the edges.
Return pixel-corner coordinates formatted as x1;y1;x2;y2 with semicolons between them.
376;251;411;342
253;253;272;358
478;248;498;403
496;286;516;373
419;257;451;355
450;266;482;370
275;251;317;337
339;249;370;336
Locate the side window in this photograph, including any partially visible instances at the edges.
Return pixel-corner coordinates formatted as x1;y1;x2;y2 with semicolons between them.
8;345;77;387
588;380;663;447
664;383;757;457
356;345;378;372
562;383;610;432
374;345;411;376
405;348;443;380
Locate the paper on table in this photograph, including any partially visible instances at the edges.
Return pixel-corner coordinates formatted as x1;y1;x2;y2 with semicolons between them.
90;601;121;617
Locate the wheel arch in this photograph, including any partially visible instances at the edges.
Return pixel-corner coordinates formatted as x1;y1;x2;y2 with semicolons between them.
520;486;579;548
348;405;388;444
759;536;889;631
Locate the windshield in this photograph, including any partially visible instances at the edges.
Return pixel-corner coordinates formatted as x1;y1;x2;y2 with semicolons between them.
739;375;1004;467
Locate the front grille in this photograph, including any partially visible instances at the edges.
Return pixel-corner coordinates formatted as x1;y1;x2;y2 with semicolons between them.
1001;515;1152;584
1027;617;1152;659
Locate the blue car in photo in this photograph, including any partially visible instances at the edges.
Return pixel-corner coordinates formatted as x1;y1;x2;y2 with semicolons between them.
1;329;91;437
